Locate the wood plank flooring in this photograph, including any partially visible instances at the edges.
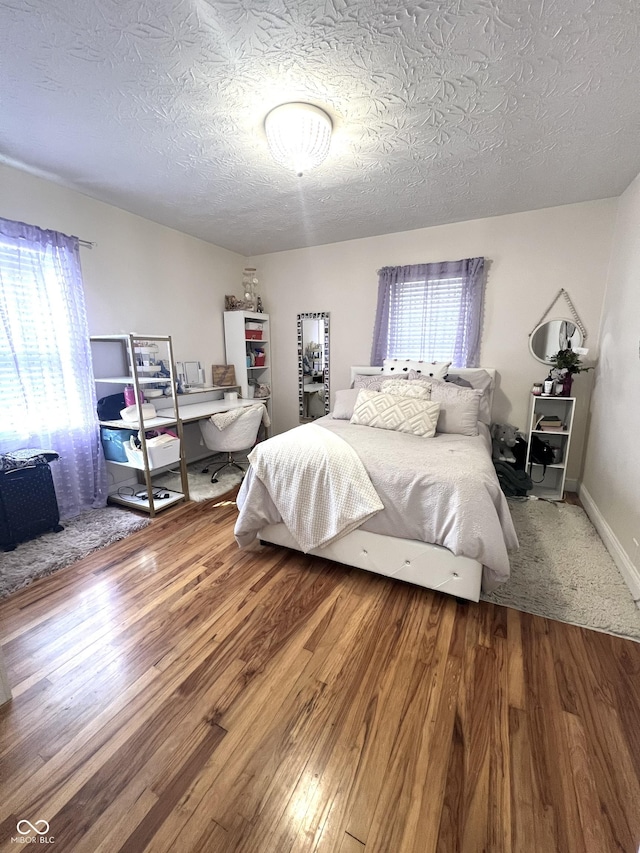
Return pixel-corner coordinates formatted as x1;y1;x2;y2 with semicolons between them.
1;495;639;852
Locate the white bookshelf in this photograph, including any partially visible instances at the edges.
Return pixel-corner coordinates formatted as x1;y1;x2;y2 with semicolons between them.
525;394;576;500
223;311;271;422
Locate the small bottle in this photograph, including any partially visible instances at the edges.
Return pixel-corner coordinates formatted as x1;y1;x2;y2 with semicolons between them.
543;375;554;395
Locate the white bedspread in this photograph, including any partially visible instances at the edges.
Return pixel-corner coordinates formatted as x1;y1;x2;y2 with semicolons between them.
243;423;383;552
235;418;518;590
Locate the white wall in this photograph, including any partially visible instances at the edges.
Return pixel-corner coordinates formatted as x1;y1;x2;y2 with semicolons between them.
0;163;243;371
250;200;616;483
0;163;619;487
580;172;640;597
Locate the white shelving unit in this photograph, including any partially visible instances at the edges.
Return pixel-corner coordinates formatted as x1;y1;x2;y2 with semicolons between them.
91;334;190;516
525;394;576;500
223;311;271;423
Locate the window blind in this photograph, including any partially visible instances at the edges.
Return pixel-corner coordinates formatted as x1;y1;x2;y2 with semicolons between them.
371;258;485;368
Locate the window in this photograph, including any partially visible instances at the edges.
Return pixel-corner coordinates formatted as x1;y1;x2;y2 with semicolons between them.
371;257;485;368
0;240;88;439
0;218;106;516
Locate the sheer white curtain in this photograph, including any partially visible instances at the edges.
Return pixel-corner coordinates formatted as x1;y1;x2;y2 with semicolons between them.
0;217;107;518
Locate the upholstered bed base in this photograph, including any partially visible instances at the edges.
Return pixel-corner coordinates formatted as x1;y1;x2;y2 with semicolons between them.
255;366;500;603
258;523;483;602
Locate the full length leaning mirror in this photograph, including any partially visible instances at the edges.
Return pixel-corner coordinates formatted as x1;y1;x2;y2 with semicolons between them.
298;312;330;421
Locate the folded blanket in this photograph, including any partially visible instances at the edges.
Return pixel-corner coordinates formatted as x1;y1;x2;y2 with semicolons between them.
210;403;271;431
245;423;383;552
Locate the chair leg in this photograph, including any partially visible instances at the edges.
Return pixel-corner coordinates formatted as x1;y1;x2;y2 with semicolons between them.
201;452;225;474
209;454;247;483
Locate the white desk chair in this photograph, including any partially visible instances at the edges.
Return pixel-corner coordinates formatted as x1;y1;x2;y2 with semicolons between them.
199;405;263;483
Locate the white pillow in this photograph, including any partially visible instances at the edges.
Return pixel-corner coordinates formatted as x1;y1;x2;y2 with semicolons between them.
332;388;360;419
383;358;451;380
350;389;440;438
381;379;431;399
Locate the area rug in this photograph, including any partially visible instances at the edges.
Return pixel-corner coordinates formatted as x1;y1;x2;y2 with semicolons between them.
152;458;245;502
482;499;640;642
0;507;150;599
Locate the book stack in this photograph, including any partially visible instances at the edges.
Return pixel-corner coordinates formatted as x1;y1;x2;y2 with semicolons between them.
536;415;564;431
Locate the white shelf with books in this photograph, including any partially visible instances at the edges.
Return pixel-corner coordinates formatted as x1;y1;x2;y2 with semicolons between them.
525;394;576;500
223;311;271;425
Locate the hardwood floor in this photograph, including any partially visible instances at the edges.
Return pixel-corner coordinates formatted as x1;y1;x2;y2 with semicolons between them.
1;496;639;852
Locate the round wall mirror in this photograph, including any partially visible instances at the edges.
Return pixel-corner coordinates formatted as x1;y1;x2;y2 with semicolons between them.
529;319;583;364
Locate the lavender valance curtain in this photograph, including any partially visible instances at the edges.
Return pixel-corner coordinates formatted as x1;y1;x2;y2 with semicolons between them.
371;257;485;368
0;217;107;517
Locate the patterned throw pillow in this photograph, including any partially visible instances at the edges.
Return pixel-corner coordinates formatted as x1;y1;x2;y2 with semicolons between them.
350;389;440;438
381;379;431;399
382;358;451;380
353;373;406;392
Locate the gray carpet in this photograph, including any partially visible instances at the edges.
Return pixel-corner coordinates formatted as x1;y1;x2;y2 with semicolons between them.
0;507;150;599
483;499;640;642
152;458;245;502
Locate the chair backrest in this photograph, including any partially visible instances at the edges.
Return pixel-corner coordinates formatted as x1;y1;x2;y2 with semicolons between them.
199;405;264;453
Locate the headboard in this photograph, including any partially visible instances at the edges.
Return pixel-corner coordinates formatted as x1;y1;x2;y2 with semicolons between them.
349;365;497;418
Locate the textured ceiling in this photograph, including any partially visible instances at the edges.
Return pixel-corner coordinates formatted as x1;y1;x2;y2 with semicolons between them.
1;0;639;255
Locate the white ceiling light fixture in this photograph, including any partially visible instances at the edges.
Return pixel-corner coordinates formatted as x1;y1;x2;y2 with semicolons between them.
264;102;333;177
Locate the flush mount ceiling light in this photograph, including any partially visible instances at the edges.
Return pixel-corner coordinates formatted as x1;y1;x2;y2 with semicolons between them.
264;102;333;177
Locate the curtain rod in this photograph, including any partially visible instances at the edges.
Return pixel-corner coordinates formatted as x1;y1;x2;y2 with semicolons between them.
79;239;96;249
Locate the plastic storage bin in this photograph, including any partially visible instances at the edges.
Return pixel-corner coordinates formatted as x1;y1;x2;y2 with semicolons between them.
101;427;139;462
124;438;181;470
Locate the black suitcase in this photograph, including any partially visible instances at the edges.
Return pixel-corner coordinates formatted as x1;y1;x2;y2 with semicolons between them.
0;451;63;551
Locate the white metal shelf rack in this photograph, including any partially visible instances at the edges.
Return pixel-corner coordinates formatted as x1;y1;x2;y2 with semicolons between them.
91;333;190;516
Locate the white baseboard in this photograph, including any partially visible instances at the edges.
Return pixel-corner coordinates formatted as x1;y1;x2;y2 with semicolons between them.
578;484;640;602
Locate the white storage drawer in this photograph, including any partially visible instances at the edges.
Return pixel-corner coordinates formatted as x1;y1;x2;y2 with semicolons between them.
124;438;180;470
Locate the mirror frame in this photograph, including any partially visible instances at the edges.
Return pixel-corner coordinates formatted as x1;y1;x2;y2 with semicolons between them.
297;312;330;421
529;318;584;365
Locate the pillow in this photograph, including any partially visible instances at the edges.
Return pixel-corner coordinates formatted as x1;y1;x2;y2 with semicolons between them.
350;389;440;438
429;383;483;436
445;375;473;389
447;369;494;425
407;369;443;386
381;379;431;399
332;388;360;420
383;358;451;380
353;373;406;392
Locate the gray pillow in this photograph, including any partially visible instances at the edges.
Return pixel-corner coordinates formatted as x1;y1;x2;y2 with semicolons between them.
445;375;473;389
447;369;494;425
407;370;482;435
332;388;361;419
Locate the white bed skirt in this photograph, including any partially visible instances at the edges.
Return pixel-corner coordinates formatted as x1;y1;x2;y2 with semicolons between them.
258;523;483;602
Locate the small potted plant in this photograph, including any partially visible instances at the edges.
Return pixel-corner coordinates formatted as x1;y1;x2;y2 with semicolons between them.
549;348;592;396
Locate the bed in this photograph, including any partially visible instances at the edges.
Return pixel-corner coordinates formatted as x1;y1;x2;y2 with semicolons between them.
234;366;518;602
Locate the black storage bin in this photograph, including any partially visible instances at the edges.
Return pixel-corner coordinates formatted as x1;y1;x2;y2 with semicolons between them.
0;450;63;551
